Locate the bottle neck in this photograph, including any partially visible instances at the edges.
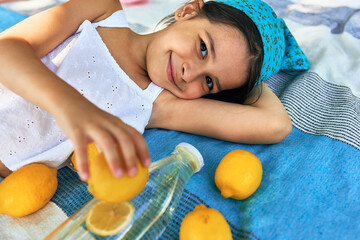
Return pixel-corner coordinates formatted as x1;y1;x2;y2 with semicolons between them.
174;146;201;173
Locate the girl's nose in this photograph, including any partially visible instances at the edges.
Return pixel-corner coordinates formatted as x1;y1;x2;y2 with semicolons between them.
182;61;202;83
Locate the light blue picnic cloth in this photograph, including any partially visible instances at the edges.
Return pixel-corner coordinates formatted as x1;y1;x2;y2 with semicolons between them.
0;7;26;32
53;124;360;240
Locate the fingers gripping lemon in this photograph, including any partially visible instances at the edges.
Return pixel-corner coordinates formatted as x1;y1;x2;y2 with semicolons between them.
70;143;99;171
0;163;58;217
72;143;149;202
87;150;149;203
215;150;263;200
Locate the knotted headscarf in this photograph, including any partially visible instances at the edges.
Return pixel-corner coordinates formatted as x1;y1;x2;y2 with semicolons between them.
218;0;310;84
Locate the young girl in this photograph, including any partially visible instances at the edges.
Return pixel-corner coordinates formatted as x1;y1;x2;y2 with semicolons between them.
0;0;309;181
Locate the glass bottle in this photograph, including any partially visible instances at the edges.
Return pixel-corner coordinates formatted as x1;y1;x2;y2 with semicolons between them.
46;142;204;240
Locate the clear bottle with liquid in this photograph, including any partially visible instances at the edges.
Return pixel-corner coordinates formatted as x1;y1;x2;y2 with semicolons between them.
46;142;204;240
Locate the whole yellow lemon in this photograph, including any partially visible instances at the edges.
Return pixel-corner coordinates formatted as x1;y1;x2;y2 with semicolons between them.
215;150;262;200
70;143;99;171
0;163;58;217
179;204;233;240
87;151;149;203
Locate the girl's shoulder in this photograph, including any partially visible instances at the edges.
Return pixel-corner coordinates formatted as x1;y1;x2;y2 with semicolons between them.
0;0;123;58
89;0;124;23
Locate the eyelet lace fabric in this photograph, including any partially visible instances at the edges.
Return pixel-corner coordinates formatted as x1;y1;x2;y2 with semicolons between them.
0;10;163;171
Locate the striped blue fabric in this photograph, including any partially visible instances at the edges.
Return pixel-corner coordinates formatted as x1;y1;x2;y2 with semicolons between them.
266;71;360;150
52;167;92;216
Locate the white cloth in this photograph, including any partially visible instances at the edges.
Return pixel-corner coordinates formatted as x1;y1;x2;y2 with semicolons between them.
285;19;360;97
0;202;69;240
0;10;163;171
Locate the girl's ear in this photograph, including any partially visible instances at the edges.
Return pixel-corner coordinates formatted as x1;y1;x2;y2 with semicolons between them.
175;0;205;21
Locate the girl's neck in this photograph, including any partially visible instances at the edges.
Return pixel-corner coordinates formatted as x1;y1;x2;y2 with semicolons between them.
97;27;158;89
118;29;157;78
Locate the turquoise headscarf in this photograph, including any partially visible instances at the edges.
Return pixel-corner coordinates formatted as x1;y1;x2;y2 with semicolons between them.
217;0;310;84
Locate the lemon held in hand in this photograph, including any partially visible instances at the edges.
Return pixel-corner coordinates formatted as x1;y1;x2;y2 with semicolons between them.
70;143;99;171
0;163;58;217
87;151;149;202
86;200;134;236
179;204;233;240
215;150;263;200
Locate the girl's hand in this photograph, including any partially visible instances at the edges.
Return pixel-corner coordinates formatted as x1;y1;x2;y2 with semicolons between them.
53;96;151;182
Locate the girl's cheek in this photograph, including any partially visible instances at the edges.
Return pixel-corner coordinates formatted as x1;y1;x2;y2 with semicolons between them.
183;88;204;100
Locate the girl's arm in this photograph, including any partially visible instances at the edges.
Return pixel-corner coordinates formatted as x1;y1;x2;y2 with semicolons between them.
0;0;150;180
149;83;292;144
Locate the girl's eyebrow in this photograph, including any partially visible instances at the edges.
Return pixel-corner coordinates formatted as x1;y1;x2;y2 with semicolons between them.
205;30;216;60
214;76;222;92
205;30;222;91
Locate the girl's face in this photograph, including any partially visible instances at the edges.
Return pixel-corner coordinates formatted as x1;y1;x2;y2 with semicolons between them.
146;16;250;99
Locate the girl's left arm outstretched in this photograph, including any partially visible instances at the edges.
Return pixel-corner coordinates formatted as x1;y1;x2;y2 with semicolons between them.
0;0;150;180
149;83;292;144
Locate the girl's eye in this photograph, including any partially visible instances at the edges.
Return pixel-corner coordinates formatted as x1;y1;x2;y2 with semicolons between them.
200;40;208;58
206;76;213;90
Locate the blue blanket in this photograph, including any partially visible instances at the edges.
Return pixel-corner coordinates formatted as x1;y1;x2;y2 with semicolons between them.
0;7;26;31
1;1;360;239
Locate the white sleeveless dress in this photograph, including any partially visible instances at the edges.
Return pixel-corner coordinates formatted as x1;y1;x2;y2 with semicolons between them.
0;10;163;171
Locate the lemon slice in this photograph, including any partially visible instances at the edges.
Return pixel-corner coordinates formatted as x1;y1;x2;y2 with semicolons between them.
85;201;135;236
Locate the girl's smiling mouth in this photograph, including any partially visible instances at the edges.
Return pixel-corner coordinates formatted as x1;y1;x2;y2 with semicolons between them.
167;52;178;87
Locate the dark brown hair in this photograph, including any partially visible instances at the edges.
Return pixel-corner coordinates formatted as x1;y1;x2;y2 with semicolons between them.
157;1;264;104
